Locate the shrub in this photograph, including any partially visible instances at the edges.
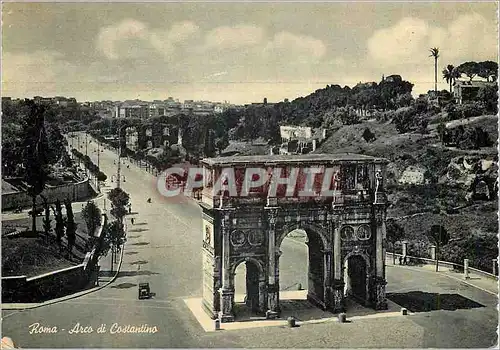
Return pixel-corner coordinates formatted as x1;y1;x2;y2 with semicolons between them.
459;102;484;119
477;85;498;113
393;107;418;133
362;127;376;142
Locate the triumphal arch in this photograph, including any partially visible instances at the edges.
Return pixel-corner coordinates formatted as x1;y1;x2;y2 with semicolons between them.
197;154;388;322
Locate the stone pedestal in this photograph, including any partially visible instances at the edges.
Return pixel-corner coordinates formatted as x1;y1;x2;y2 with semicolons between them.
219;289;235;323
331;279;345;313
464;259;470;279
430;245;436;260
402;241;408;257
267;284;279;314
374;277;388;310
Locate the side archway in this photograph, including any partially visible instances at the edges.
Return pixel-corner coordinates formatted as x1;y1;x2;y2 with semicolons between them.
343;252;371;305
230;257;267;315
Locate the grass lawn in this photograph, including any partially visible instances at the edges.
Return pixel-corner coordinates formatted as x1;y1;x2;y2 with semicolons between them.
2;236;79;277
2;212;93;277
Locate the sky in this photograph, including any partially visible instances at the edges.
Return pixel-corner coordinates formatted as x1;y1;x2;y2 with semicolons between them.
2;1;498;104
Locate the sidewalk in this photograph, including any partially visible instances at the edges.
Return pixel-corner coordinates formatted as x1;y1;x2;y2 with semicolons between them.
386;258;498;296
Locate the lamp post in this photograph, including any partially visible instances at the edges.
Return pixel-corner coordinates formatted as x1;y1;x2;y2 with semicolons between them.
116;119;122;189
85;132;88;157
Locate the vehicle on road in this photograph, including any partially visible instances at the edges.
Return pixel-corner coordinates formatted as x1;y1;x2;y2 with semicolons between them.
138;283;151;299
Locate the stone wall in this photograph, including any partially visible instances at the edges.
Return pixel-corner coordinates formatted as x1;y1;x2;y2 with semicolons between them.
2;177;96;210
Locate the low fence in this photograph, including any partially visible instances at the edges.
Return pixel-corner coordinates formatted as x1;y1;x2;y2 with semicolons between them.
386;252;498;280
1;214;107;303
2;177;97;211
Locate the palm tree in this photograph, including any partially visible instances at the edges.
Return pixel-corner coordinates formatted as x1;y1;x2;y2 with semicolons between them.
442;64;460;93
429;48;440;92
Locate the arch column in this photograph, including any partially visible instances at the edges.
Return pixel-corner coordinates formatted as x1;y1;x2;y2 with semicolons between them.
265;207;279;319
331;213;345;313
219;210;235;322
373;206;388;310
322;249;333;310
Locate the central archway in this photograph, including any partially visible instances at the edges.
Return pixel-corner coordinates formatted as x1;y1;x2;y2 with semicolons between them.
277;223;329;311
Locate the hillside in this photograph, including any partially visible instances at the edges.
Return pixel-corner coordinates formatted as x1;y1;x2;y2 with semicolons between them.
315;113;498;270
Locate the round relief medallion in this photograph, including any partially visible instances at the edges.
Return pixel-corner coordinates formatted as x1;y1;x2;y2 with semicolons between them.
357;225;371;240
340;226;354;241
230;230;246;246
248;231;264;246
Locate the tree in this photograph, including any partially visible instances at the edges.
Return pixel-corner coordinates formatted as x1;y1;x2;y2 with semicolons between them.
23;101;50;235
425;224;450;271
395;92;414;108
82;201;101;237
457;61;480;81
429;48;440;92
477;61;498;82
215;134;229;155
442;64;460;93
105;220;127;249
104;220;127;271
42;201;52;245
386;219;405;264
52;199;65;254
108;187;130;223
64;199;77;258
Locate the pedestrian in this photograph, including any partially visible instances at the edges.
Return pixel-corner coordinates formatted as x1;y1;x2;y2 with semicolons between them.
128;206;132;214
399;256;403;265
131;218;135;225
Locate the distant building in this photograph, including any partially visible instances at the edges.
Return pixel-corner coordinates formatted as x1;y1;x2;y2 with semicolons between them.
125;127;139;152
124;116;181;152
453;80;496;104
33;96;77;106
114;104;149;119
276;125;327;155
384;75;402;83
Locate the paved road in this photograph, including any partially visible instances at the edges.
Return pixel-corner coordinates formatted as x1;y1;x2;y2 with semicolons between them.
2;133;497;348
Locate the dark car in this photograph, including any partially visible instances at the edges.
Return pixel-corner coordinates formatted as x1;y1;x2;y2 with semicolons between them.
138;283;151;300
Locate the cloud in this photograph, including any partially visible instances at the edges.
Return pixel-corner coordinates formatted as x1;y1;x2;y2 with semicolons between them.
2;51;65;96
204;25;264;50
167;21;200;43
97;19;199;60
367;13;497;65
266;31;327;60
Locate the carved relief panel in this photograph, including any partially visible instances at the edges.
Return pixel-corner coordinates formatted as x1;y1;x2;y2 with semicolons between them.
203;219;215;255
